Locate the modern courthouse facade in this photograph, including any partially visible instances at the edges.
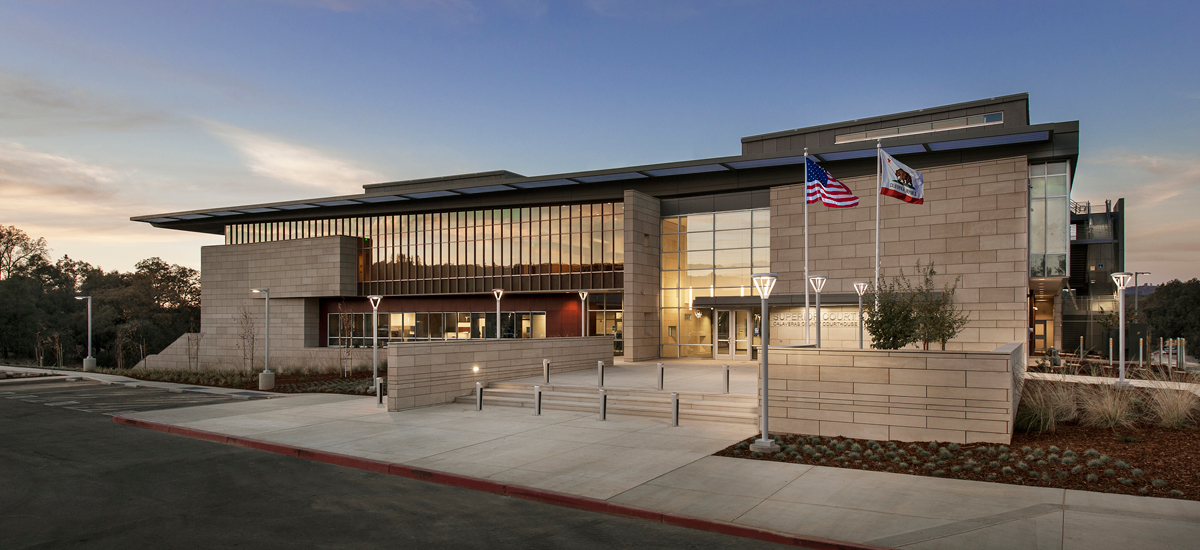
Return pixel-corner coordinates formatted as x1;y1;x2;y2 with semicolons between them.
136;93;1090;368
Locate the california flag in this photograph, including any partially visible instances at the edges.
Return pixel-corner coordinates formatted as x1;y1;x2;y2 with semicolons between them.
879;149;924;204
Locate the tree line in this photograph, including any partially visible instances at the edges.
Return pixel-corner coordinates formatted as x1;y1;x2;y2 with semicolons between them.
1136;279;1200;357
0;225;199;368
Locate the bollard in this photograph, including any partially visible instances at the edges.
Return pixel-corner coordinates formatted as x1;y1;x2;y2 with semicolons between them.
670;392;679;427
599;389;607;421
476;381;483;411
1169;340;1174;372
542;359;550;384
1109;338;1113;367
598;360;605;387
1140;338;1144;369
1160;337;1164;367
722;365;730;394
376;377;384;407
534;385;542;416
656;362;664;391
1183;338;1188;369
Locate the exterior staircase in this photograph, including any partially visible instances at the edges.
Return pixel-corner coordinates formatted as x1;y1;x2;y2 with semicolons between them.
453;381;759;425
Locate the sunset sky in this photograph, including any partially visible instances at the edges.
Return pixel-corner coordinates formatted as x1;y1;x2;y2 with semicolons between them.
2;1;1198;284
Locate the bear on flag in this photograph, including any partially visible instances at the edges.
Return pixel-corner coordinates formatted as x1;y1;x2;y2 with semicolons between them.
879;149;924;204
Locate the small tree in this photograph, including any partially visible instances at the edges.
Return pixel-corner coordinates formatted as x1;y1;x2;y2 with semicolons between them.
864;269;917;350
908;262;971;350
235;305;257;372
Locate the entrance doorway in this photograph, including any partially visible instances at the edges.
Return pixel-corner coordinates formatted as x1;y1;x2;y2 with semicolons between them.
715;310;752;360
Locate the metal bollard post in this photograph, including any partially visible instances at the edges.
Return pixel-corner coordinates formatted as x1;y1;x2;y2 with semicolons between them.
476;382;483;411
670;392;679;427
1139;338;1144;369
598;360;605;387
1109;338;1113;367
599;389;607;421
656;362;664;391
534;385;542;416
1182;338;1188;369
722;365;730;394
543;359;550;384
377;377;384;407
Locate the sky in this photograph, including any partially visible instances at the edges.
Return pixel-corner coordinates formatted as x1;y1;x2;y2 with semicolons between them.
1;0;1198;284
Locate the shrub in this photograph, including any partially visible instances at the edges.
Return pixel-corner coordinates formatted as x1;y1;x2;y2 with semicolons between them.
1120;478;1134;485
1063;450;1077;458
1002;466;1015;475
950;466;962;473
1027;471;1040;479
1084;449;1100;457
774;453;788;461
1115;460;1131;470
932;470;945;477
1104;469;1117;476
1062;457;1076;465
939;448;954;460
898;462;909;468
751;451;763;458
1132;469;1144;477
1049;446;1061;453
990;461;1002;468
973;467;983;474
1152;479;1170;487
1144;384;1199;428
1071;466;1084;474
1171;490;1184;496
1087;459;1103;467
1078;384;1140;429
1086;473;1099;482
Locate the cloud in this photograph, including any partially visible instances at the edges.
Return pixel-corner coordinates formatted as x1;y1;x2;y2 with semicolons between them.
0;141;121;200
201;120;384;194
0;72;177;136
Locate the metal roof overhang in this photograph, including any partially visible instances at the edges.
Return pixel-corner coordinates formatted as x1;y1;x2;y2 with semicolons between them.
133;122;1072;234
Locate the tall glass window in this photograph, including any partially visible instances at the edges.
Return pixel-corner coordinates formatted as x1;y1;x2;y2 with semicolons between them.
328;310;548;347
224;202;624;295
1029;161;1070;277
659;208;769;358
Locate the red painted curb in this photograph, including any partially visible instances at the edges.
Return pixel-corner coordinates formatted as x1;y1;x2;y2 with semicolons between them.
111;415;887;550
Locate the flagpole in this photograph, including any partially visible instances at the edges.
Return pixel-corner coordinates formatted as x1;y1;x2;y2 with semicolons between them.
875;140;882;300
804;147;810;345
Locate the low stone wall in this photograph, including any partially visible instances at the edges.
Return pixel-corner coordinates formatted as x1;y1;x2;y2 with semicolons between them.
388;336;614;411
767;342;1026;444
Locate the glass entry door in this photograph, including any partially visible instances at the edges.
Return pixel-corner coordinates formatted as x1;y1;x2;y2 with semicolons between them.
715;310;751;360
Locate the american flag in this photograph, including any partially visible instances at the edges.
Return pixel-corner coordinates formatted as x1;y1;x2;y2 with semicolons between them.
805;157;860;208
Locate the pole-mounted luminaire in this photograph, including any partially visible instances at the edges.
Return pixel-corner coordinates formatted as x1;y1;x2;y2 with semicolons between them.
251;288;273;390
750;273;779;453
368;295;383;396
579;291;589;338
1111;272;1133;387
493;289;504;340
809;275;828;349
75;296;95;371
853;281;870;350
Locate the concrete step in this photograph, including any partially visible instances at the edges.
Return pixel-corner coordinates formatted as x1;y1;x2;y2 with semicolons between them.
453;383;760;425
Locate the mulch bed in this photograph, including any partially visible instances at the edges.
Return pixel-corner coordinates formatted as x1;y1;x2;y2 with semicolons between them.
230;371;381;394
715;423;1200;501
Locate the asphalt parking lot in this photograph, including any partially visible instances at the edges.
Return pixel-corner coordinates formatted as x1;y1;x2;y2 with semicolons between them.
1;381;787;549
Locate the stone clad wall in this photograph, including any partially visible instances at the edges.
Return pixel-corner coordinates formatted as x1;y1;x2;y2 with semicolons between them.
767;342;1026;444
623;190;662;361
387;336;615;410
770;156;1030;351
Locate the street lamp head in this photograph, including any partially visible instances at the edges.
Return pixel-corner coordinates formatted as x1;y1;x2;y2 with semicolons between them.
251;288;268;294
75;295;89;301
579;291;588;301
493;288;504;300
368;295;382;309
853;281;870;297
1111;272;1133;289
809;275;828;293
751;273;778;300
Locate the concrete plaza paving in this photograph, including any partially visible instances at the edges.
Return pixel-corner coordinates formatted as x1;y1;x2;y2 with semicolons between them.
12;360;1200;548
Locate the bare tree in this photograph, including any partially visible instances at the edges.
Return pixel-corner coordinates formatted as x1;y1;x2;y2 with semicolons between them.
235;305;258;372
0;225;49;280
52;333;63;368
187;332;202;371
34;330;46;366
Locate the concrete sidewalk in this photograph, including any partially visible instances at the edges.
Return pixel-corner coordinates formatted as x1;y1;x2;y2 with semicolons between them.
0;364;278;400
117;391;1200;549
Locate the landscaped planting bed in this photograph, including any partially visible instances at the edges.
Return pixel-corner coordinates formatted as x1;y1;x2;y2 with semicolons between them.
92;367;383;395
715;378;1200;500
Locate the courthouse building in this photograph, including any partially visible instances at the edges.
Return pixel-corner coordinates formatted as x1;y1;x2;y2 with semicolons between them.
135;93;1083;368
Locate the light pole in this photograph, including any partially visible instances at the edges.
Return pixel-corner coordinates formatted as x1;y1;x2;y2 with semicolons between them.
75;296;95;371
579;291;589;337
854;281;870;349
492;289;504;339
251;288;272;390
368;295;382;395
809;275;828;348
750;273;778;453
1134;271;1151;313
1112;272;1133;387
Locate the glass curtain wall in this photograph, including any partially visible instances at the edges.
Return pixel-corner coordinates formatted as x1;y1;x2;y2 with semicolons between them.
328;311;548;347
1029;161;1070;277
587;293;624;356
225;202;625;295
660;208;770;358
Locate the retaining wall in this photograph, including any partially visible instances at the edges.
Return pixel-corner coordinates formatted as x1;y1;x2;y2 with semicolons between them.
387;336;615;411
767;342;1026;444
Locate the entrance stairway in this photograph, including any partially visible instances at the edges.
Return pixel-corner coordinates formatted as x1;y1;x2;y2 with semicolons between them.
453;382;759;425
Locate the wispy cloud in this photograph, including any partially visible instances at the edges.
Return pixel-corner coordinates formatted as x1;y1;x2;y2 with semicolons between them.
201;120;384;194
0;72;176;136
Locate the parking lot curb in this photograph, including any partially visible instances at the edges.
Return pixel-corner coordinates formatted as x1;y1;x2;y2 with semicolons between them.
112;415;885;550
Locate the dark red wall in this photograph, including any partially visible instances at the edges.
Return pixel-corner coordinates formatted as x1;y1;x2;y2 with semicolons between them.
318;293;584;344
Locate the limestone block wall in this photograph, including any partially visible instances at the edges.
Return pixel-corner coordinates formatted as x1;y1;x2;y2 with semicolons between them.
388;336;615;410
770;156;1030;351
767;342;1026;444
623;190;662;361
